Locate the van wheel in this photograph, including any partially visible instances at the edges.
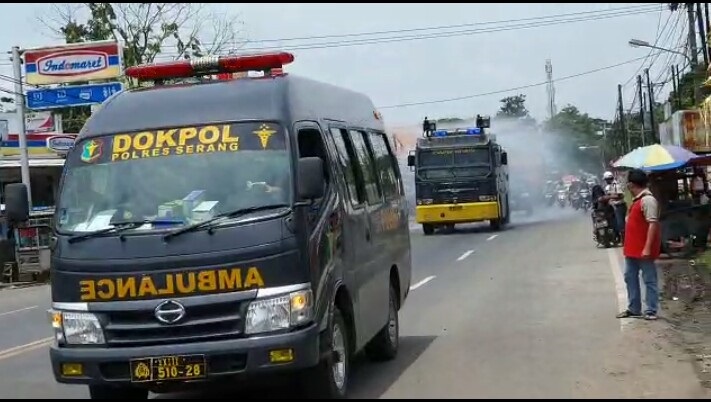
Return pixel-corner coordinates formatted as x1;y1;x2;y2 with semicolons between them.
365;284;399;361
304;308;350;399
422;224;434;235
89;385;148;399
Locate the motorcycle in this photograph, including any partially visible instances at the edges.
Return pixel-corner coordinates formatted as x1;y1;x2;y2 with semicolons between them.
570;191;582;210
544;191;555;207
591;206;620;248
579;188;592;211
557;189;568;208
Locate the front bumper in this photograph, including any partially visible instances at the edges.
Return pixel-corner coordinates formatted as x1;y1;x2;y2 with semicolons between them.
50;323;320;388
415;201;499;224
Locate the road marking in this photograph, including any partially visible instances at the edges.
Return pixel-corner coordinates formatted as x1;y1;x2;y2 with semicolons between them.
410;275;436;291
457;249;475;261
0;305;37;317
0;337;53;361
487;234;498;241
607;248;632;332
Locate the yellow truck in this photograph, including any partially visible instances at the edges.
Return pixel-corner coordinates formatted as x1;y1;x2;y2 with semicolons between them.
407;116;510;235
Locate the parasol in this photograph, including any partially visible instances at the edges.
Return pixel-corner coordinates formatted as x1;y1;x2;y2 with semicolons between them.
612;144;700;171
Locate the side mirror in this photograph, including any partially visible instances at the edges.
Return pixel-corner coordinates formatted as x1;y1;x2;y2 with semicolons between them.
501;152;508;165
298;157;325;200
407;154;415;167
5;183;29;224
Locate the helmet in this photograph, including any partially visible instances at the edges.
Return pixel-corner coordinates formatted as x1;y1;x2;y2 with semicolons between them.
603;171;614;180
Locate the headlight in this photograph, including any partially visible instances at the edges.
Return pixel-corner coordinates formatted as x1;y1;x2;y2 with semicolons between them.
245;289;313;335
479;195;497;202
49;310;105;345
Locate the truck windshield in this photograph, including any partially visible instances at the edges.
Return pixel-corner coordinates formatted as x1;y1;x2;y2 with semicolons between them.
418;147;490;167
417;147;491;179
56;121;291;233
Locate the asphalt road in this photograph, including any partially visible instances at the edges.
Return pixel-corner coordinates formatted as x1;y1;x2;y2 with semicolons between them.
0;210;708;399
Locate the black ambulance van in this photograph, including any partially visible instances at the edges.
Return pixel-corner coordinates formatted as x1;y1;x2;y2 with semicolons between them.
4;52;412;399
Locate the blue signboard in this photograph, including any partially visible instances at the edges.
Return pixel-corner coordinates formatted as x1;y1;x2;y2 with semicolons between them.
26;82;123;110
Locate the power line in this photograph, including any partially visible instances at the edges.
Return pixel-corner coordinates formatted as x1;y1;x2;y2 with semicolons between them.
379;53;662;109
149;5;660;58
3;5;659;65
234;4;660;44
623;6;672;87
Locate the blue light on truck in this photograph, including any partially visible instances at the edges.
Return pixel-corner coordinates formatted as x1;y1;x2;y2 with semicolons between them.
434;130;448;137
466;128;481;135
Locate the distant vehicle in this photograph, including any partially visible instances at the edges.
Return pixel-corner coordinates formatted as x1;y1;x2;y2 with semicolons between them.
5;51;413;399
407;116;510;235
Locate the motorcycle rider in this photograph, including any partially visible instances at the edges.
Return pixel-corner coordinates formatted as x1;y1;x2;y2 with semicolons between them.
599;171;626;241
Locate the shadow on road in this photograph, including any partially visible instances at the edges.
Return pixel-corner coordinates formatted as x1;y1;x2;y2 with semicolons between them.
348;335;436;399
153;335;436;399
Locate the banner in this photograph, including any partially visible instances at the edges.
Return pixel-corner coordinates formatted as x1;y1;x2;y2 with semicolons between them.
23;41;123;85
25;111;55;134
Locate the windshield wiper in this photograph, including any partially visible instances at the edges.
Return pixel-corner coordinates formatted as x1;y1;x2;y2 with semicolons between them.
67;218;183;244
163;204;291;240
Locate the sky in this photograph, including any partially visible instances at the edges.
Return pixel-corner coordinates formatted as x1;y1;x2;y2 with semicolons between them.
0;3;692;128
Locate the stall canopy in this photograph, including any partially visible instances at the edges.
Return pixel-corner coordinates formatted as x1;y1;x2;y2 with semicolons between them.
613;144;702;172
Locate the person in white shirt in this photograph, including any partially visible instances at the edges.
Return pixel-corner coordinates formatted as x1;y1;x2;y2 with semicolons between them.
600;171;627;241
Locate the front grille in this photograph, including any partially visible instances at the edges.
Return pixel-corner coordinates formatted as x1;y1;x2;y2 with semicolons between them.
103;299;245;347
433;181;493;204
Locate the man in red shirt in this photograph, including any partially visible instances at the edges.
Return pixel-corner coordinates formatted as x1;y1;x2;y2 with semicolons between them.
616;169;661;321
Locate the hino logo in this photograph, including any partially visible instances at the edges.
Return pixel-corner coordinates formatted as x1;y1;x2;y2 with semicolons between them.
154;300;186;324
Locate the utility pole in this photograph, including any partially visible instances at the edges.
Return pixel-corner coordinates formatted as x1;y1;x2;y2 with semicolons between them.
11;46;32;208
617;84;628;153
638;75;646;146
645;68;657;143
688;3;699;68
671;65;679;110
545;59;557;119
675;64;684;109
697;3;709;66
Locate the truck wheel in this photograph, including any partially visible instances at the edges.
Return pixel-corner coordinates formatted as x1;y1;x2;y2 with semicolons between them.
490;219;502;231
422;224;434;235
89;385;148;399
304;308;350;399
365;284;399;361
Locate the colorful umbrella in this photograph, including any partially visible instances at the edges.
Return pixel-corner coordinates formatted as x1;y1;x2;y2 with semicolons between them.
612;144;700;171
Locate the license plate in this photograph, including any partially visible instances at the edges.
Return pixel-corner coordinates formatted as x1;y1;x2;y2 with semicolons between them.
594;221;608;229
449;205;463;211
130;354;207;383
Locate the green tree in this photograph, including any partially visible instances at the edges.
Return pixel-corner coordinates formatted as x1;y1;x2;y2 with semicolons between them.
39;3;245;132
544;105;611;172
497;94;530;118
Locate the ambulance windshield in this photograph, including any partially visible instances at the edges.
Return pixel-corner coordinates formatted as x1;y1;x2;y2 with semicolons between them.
56;121;291;233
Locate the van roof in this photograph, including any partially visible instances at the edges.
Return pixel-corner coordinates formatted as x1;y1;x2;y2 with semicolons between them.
80;74;384;139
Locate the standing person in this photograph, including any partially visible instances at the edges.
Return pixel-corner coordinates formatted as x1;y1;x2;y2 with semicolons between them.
602;171;626;241
616;169;661;321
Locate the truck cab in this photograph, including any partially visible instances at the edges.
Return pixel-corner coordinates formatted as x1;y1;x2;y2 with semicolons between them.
407;116;510;235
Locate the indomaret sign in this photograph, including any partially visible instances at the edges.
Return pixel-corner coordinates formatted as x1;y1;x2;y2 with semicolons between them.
23;41;123;85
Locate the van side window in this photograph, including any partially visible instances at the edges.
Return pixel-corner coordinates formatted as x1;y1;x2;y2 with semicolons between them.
348;130;382;205
297;127;331;201
368;132;399;200
384;134;405;196
330;128;365;206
